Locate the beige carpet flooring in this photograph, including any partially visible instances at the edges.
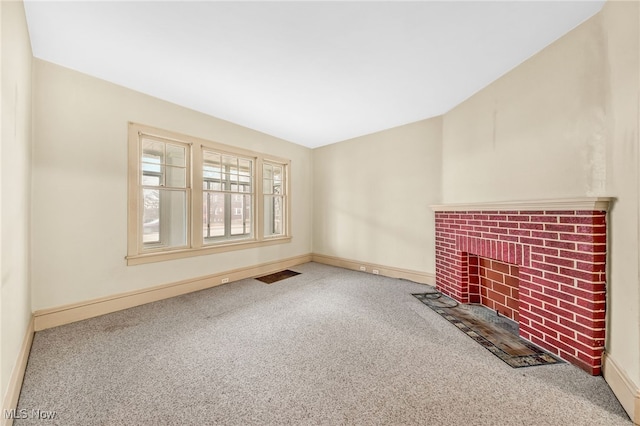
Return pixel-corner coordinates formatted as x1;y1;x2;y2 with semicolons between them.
15;262;631;425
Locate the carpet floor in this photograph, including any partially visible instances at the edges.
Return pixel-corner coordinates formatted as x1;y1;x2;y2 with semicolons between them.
15;262;631;425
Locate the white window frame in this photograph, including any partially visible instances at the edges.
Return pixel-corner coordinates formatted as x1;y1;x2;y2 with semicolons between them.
127;123;291;265
262;160;288;239
139;135;191;252
202;148;254;243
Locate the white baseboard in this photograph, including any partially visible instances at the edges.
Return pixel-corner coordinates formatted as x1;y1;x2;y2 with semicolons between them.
33;254;312;331
1;317;35;426
602;352;640;424
311;253;435;285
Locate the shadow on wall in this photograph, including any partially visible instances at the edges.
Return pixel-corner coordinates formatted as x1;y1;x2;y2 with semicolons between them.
320;201;433;271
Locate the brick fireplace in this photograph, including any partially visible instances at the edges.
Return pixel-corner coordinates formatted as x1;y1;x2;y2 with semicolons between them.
432;198;611;375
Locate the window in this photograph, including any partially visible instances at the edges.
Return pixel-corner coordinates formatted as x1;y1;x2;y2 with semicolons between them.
140;137;189;250
202;150;253;242
263;162;286;237
127;123;290;265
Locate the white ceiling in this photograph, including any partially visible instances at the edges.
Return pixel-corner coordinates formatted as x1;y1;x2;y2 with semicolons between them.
23;1;605;148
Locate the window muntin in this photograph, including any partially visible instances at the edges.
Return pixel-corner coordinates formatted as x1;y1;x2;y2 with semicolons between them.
203;150;254;243
140;137;189;251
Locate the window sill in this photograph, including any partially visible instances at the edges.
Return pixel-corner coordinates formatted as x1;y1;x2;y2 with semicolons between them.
126;236;292;266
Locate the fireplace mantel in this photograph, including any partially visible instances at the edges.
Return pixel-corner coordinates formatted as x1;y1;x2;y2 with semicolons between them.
431;197;613;212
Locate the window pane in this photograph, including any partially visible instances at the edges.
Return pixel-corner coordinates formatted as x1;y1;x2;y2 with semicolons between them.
203;151;221;166
263;163;281;195
203;192;225;239
203;151;221;181
222;155;236;172
231;193;248;236
239;159;251;177
263;163;272;179
203;167;221;181
239;175;251;187
166;166;186;188
239;160;252;190
143;189;187;249
142;139;164;165
166;144;186;167
264;195;284;236
244;194;252;235
143;174;161;186
142;162;162;178
273;165;282;183
203;180;222;191
231;167;239;177
161;190;188;248
143;189;160;244
274;196;283;235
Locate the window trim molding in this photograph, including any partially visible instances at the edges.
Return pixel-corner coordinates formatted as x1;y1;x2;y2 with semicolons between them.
198;147;256;245
261;158;291;239
127;122;291;266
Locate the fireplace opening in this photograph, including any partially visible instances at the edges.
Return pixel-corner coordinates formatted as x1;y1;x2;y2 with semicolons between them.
469;256;520;323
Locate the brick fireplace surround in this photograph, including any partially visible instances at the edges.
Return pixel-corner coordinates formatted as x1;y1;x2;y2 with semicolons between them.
432;198;611;375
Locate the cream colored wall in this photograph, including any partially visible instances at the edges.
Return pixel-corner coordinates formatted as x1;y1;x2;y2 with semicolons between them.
441;0;640;414
442;13;608;203
1;0;32;406
601;0;640;395
14;0;640;420
31;59;313;310
313;118;442;274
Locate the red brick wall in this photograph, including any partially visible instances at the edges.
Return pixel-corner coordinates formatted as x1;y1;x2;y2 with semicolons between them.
469;257;520;322
435;210;606;375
